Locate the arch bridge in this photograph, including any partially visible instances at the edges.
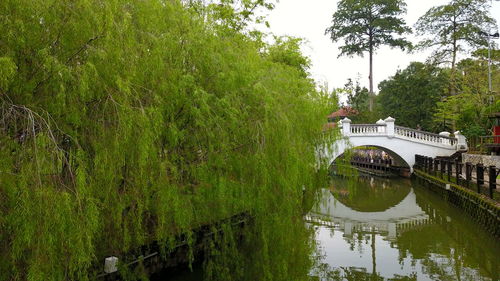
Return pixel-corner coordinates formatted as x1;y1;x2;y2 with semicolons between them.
325;117;468;173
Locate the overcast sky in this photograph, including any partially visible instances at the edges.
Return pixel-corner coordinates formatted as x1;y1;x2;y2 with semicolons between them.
262;0;500;96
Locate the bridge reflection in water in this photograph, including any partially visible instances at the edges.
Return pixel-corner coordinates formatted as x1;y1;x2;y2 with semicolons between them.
307;177;499;281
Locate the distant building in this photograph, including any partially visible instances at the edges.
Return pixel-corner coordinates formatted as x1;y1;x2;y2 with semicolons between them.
323;106;358;131
327;106;358;123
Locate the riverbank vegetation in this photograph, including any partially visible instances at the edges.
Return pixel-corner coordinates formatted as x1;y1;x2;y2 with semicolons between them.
0;1;336;280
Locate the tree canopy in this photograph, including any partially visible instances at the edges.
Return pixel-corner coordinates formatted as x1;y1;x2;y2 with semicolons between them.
325;0;411;111
433;55;500;137
0;1;335;280
267;36;312;78
413;0;499;139
378;62;449;130
415;0;497;69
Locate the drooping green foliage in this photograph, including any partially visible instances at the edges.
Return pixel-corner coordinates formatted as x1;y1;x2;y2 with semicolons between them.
267;36;312;78
378;62;449;130
196;0;276;31
321;84;341;114
325;0;411;111
0;1;336;280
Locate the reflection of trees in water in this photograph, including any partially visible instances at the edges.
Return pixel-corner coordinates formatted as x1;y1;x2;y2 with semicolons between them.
342;232;369;255
329;177;411;212
390;183;500;281
312;263;417;281
311;224;417;281
311;176;499;281
419;256;484;281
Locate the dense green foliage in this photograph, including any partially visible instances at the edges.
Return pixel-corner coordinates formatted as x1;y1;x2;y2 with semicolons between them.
344;79;370;114
337;78;380;123
325;0;498;138
200;0;276;31
378;62;449;130
325;0;411;110
411;0;499;139
376;55;499;137
0;1;336;280
415;0;496;69
433;53;500;139
415;0;497;99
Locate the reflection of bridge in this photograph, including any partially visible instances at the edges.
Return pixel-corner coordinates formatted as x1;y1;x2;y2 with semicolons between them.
323;117;468;173
306;189;432;240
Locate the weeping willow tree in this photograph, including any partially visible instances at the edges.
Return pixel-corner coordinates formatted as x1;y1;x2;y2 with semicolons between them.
0;0;337;280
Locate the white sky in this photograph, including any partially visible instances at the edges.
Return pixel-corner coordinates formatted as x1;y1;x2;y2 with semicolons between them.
261;0;500;96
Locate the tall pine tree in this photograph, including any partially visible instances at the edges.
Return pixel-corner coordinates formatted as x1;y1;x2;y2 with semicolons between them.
325;0;411;112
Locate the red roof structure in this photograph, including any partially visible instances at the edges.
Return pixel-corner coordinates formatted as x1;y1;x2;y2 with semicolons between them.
327;106;358;119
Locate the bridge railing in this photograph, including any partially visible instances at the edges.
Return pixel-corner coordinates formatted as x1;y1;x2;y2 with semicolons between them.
350;124;386;135
341;117;466;150
395;126;457;147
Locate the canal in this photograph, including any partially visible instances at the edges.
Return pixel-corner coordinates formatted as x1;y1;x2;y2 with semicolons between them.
157;176;500;281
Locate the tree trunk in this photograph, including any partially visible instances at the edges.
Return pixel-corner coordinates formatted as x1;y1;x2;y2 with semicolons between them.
371;231;376;275
450;17;458;131
369;36;374;112
450;15;457;96
451;38;457;95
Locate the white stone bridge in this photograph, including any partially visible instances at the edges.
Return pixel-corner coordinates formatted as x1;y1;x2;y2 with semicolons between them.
324;117;468;173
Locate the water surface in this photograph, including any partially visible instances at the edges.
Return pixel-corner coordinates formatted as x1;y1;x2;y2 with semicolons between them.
309;176;499;281
158;176;500;281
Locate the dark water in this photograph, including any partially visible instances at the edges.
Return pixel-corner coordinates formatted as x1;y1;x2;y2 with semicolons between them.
158;176;500;281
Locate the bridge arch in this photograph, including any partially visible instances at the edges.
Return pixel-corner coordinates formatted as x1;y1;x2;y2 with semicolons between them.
322;117;468;173
334;145;410;169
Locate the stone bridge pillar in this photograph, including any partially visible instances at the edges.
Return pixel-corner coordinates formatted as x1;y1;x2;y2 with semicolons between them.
376;119;386;133
454;131;468;151
439;132;451;146
341;118;351;136
385;116;395;138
